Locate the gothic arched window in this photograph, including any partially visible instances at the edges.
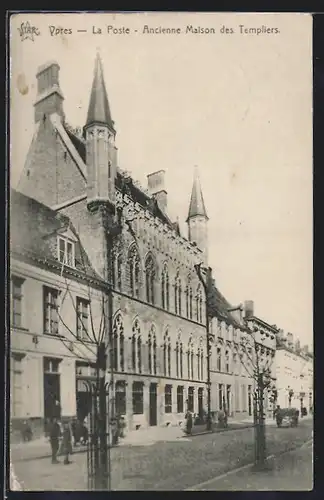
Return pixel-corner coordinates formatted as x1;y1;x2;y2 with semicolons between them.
161;264;170;310
145;254;155;305
113;250;123;291
148;325;157;375
196;284;203;323
132;319;141;373
163;330;171;377
112;313;124;372
127;244;140;298
188;337;194;379
186;274;193;320
197;347;201;380
174;270;182;316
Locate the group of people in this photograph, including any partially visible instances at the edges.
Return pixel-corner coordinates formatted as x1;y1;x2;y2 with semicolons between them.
48;418;75;465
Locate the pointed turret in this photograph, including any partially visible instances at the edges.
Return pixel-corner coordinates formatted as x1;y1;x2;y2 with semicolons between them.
186;166;208;222
84;53;117;211
85;52;114;131
187;167;209;263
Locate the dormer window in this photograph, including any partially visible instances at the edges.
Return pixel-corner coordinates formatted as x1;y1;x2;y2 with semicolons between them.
58;237;75;267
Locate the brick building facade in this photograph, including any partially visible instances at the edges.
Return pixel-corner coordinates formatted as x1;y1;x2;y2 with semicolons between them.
12;53;277;432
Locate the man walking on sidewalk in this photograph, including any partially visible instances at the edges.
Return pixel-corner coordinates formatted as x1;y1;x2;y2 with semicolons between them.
49;418;61;464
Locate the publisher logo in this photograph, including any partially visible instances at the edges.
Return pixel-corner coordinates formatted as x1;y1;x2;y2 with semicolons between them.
17;21;40;41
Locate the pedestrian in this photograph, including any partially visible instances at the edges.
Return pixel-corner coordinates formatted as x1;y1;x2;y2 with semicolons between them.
21;420;33;442
49;418;61;464
62;421;73;465
185;410;193;435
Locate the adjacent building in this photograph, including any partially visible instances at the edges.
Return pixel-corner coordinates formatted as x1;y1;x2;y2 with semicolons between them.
209;300;278;419
275;331;313;414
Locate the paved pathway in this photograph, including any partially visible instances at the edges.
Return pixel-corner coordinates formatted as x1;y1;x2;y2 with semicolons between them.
10;419;313;491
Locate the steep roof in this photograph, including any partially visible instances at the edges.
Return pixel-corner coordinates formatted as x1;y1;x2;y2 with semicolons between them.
208;284;244;328
187;167;208;221
85;53;114;129
10;189;102;282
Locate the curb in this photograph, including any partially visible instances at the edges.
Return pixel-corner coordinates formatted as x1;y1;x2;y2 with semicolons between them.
185;438;314;491
181;423;255;438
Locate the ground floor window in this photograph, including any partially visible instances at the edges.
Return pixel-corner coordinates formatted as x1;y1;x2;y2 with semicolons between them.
116;381;126;416
132;381;144;415
177;386;184;413
188;386;194;412
11;354;24;418
219;384;223;410
165;385;172;413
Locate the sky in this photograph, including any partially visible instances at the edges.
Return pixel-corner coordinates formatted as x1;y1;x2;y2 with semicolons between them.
10;12;313;348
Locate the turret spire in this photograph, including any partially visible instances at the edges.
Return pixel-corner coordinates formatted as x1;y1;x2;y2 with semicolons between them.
186;166;208;222
86;52;114;129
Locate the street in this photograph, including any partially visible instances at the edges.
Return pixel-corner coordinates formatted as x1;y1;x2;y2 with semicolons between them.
10;419;313;491
190;439;313;491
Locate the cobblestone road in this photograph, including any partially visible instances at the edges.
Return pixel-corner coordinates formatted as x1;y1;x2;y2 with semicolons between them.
11;420;313;491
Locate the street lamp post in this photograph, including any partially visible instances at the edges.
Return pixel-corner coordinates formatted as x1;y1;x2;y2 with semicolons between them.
194;263;212;432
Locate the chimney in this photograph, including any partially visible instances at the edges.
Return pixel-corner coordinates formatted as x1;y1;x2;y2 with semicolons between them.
244;300;254;319
303;344;309;354
147;170;167;212
295;339;301;352
34;61;65;123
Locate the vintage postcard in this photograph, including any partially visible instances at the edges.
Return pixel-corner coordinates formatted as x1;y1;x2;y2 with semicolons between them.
8;11;313;491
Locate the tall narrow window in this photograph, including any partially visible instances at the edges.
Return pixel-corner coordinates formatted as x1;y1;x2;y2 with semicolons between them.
180;343;183;378
219;384;223;410
116;254;122;290
167;340;171;377
76;297;89;340
113;314;124;372
148;332;152;374
174;270;181;315
115;381;126;415
127;245;140;298
132;319;141;373
186;274;193;320
11;276;24;328
176;341;179;378
165;385;172;413
216;347;222;371
43;286;59;335
188;387;194;412
225;350;230;373
161;264;170;310
131;335;136;371
153;334;157;375
197;348;201;380
11;354;23;417
177;386;184;413
132;382;144;414
145;254;155;304
137;335;142;374
200;349;204;381
196;284;203;323
191;349;194;380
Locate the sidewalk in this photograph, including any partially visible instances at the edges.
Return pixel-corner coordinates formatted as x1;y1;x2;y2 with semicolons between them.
11;415;312;462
